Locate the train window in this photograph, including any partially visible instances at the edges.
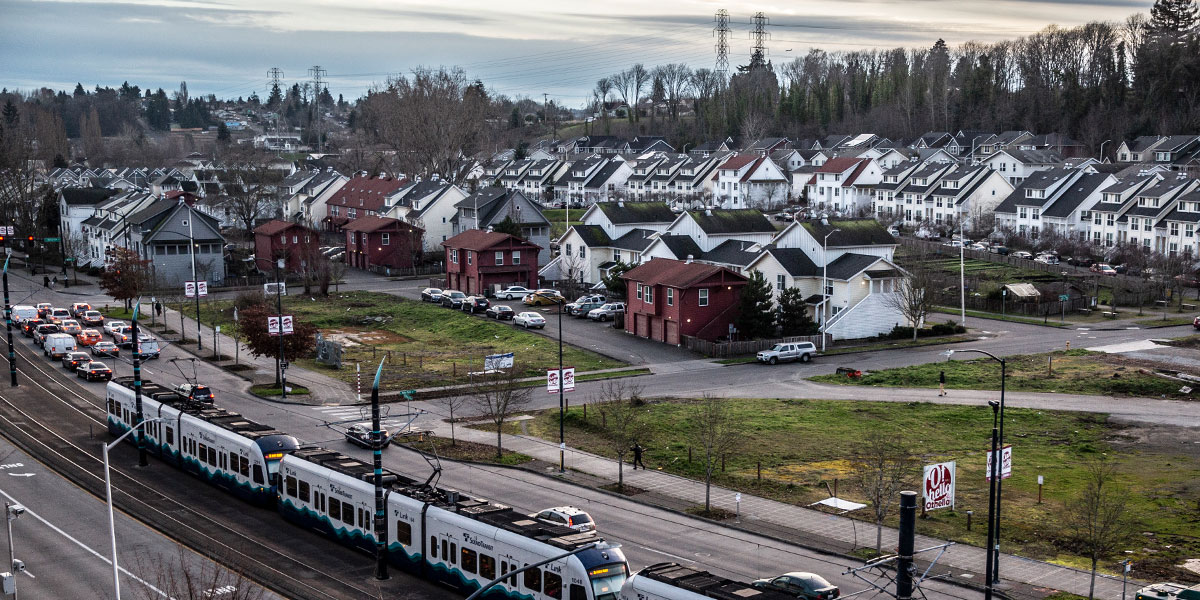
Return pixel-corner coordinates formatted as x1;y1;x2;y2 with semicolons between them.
198;443;207;462
318;493;325;513
461;549;477;574
395;521;410;546
342;502;354;526
524;566;541;592
329;498;341;519
570;584;587;600
285;476;297;497
240;456;249;477
430;537;438;559
208;447;217;466
165;427;173;445
451;543;457;564
228;452;237;473
479;554;495;580
298;481;310;503
441;539;447;561
543;571;562;599
252;465;264;485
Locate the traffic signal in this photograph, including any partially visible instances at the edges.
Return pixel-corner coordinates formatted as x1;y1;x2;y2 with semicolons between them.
26;236;33;243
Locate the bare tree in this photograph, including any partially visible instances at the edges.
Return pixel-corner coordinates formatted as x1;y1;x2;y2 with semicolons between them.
886;253;937;341
740;112;770;147
687;393;742;512
131;547;266;600
1061;459;1139;600
629;64;650;123
851;431;918;553
657;63;692;121
595;380;649;491
612;70;636;123
218;144;285;235
470;365;533;458
434;390;469;446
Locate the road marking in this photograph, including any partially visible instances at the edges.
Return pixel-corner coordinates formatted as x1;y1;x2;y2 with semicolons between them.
640;546;695;563
1087;339;1162;353
1076;328;1091;331
7;472;34;477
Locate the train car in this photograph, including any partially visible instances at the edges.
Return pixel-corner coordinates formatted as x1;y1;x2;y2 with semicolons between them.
106;376;299;505
278;448;629;600
620;563;794;600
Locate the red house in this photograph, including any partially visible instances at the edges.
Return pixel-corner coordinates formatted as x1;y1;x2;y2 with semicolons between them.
442;230;540;295
343;215;423;272
323;175;408;232
253;220;320;272
621;258;749;344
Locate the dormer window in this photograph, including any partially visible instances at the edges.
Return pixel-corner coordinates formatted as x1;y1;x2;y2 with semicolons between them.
915;178;927;185
1155;152;1170;162
1026;189;1045;199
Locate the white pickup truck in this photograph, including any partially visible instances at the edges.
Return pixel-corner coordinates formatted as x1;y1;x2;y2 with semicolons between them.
756;341;818;365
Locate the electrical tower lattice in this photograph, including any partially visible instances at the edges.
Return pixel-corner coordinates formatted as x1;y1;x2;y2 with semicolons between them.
713;9;730;77
750;11;770;66
309;65;328;153
267;68;284;132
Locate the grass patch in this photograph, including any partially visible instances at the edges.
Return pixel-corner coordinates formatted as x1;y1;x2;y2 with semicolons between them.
396;435;532;466
934;306;1074;327
575;368;650;382
1134;316;1196;327
174;291;625;392
250;384;310;396
1164;334;1200;348
809;349;1193;399
518;397;1200;579
713;335;973;363
541;209;583;239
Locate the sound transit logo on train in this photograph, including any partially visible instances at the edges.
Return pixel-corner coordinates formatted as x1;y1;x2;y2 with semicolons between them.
462;532;495;552
328;482;354;500
922;461;956;511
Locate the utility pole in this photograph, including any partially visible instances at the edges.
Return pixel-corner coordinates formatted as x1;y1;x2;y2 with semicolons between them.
3;254;17;387
896;491;917;600
370;358;388;580
186;203;202;350
276;258;287;399
749;11;770;66
713;9;730;125
308;65;327;153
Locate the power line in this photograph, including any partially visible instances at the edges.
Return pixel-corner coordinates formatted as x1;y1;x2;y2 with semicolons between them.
308;65;327;153
714;9;730;78
750;11;770;65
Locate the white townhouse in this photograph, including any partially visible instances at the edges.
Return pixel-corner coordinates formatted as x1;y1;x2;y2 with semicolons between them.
669;155;725;203
549;201;677;284
888;162;959;226
1085;174;1162;248
382;180;469;251
711;155;791;210
923;165;1013;229
1120;177;1198;251
982;148;1062;185
803;157;883;215
993;168;1082;239
1156;187;1200;257
1037;172;1117;239
871;162;924;221
656;208;777;253
1115;136;1167;163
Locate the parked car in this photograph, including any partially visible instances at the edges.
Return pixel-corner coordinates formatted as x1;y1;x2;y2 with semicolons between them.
752;572;840;600
969;242;989;251
533;506;595;532
440;290;468;309
62;351;91;370
420;287;443;303
462;296;491;314
497;286;534;300
1178;273;1200;288
1091;263;1118;276
514;312;547;329
1011;250;1033;260
989;245;1010;255
756;342;818;365
565;295;606;317
485;305;515;320
886;226;900;237
524;290;565;306
91;341;119;358
1034;253;1059;265
345;423;390;449
76;329;102;346
70;302;92;319
942;240;963;248
103;320;127;337
77;361;113;382
35;303;53;318
588;303;626;322
59;319;83;336
80;310;105;327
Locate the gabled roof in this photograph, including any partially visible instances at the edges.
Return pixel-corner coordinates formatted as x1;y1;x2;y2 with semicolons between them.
815;157;864;174
825;253;881;280
571;224;613;247
764;247;820;277
61;187;119;206
1154;135;1200;153
798;219;896;247
443;229;539;251
609;229;658;252
621;258;747;288
701;239;760;267
715;154;759;172
689;209;775;235
253;219;307;236
342;215;414;233
1125;135;1165;153
326;175;408;211
1042;173;1113;218
1160;190;1200;223
652;234;703;260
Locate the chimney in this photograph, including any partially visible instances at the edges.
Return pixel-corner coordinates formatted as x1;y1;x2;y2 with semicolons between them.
486;225;494;233
617;199;624;208
686;255;693;264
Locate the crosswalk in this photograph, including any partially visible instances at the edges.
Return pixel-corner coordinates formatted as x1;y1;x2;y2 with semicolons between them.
309;404;418;431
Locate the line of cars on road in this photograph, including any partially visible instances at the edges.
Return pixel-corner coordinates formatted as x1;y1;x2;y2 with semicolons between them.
10;301;163;382
419;286;627;329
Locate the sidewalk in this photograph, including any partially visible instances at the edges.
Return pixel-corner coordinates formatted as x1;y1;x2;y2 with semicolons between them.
417;413;1139;600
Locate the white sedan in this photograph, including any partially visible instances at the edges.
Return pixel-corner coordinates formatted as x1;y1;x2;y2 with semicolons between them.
497;286;533;300
513;312;546;329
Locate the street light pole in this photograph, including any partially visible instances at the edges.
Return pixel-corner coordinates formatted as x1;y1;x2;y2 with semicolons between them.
5;501;22;600
983;400;1000;600
960;219;966;326
104;417;164;600
276;258;287;400
821;228;841;352
186;207;201;350
3;256;18;387
558;297;565;473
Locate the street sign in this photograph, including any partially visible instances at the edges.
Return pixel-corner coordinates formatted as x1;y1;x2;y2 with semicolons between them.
43;237;60;243
281;361;289;371
485;353;514;371
922;461;956;511
0;226;12;235
1059;294;1069;301
265;282;287;296
546;367;576;393
986;444;1013;480
546;369;559;393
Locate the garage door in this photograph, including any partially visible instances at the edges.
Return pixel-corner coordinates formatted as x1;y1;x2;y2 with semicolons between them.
650;317;664;342
665;320;680;345
635;314;649;338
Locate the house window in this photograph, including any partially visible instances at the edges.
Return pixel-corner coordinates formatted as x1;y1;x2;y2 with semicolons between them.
512;251;520;265
579;247;585;259
1171;223;1180;236
350;233;357;244
776;274;785;291
381;233;390;246
1188;225;1195;238
613;250;622;262
667;288;674;306
467;251;472;265
1032;209;1039;221
1019;207;1027;219
280;235;286;244
495;251;504;265
565;244;572;257
698;288;709;307
292;235;298;243
636;284;643;300
644;286;653;304
450;249;458;263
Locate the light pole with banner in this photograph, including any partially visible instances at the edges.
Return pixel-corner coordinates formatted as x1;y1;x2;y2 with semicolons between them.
274;258;288;399
103;417;165;600
820;228;841;351
185;207;202;350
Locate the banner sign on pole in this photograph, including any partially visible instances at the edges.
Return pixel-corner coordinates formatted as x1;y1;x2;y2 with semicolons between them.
197;281;207;297
986;445;1013;480
485;353;514;371
922;461;956;511
184;281;208;298
563;367;575;392
547;367;576;393
281;314;293;335
546;369;559;393
267;316;280;335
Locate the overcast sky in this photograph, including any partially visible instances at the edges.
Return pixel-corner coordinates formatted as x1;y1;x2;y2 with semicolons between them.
1;0;1153;107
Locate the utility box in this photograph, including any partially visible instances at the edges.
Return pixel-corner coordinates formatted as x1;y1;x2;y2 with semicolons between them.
2;571;15;595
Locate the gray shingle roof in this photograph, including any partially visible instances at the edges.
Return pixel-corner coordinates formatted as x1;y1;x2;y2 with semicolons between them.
700;239;760;267
766;247;820;277
571;225;612;247
825;252;881;280
595;201;677;224
689;209;775;235
609;229;658;252
799;219;896;247
1043;173;1112;218
653;234;703;260
61;187;119;206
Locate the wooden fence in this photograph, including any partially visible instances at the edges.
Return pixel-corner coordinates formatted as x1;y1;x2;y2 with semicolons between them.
683;334;831;358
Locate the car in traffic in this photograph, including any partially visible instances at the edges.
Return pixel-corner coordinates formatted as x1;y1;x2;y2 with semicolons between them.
420;287;443;303
135;335;162;359
111;326;134;347
80;310;105;327
513;312;547;329
565;295;606;317
77;361;113;382
533;506;595;532
44;333;78;359
485;305;515;320
440;290;468;309
59;319;83;336
91;341;120;358
496;286;534;300
10;305;38;323
21;318;45;337
48;307;72;324
752;572;840;600
62;351;91;370
36;303;53;318
523;290;565;306
103;320;127;337
1090;263;1118;276
1034;253;1059;265
462;296;491;314
33;324;61;346
76;329;102;346
70;302;92;319
756;341;818;365
175;383;215;403
345;423;390;449
588;302;626;322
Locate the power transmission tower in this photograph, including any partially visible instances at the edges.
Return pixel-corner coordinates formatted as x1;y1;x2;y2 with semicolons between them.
267;68;284;132
749;11;770;68
308;65;327;153
713;9;730;78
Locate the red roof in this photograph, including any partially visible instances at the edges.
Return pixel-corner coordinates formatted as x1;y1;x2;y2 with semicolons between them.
442;229;540;252
342;215;419;233
253;219;305;236
621;258;748;289
841;160;872;187
716;154;759;171
326;175;408;212
815;157;865;174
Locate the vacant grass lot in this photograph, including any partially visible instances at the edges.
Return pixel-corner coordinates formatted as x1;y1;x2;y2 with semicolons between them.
513;398;1200;579
172;291;625;391
809;349;1194;399
541;208;583;239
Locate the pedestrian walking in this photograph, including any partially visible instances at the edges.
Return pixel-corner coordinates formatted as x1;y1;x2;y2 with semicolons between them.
938;370;947;396
43;275;49;288
52;275;58;288
631;442;646;470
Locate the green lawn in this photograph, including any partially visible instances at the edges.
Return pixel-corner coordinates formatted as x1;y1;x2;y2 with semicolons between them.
809;349;1192;399
541;209;583;239
512;397;1200;578
250;384;310;396
171;291;626;391
1134;316;1196;327
933;306;1073;328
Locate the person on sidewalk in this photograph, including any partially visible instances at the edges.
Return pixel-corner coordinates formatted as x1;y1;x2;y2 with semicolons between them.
938;370;947;396
43;275;49;288
631;442;646;470
51;275;57;289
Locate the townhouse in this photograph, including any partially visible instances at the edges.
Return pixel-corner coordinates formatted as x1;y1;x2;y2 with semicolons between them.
803;158;883;215
711;154;790;210
994;168;1083;239
59;187;120;247
621;258;749;344
452;187;552;264
884;162;959;225
282;169;348;230
1156;186;1200;256
323;175;409;232
1085;174;1162;248
381;180;468;252
981;148;1062;185
1120;177;1198;251
551;201;677;284
1115;136;1167;163
923;165;1013;228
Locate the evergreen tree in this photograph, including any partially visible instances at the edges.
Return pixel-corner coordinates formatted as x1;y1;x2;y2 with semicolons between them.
217;121;231;142
1149;0;1198;36
73;83;86;97
2;100;18;126
267;82;283;108
776;287;818;336
601;262;634;299
734;270;775;339
509;107;521;129
492;215;523;237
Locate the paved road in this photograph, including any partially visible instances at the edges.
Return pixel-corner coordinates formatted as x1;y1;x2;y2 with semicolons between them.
0;435;280;600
